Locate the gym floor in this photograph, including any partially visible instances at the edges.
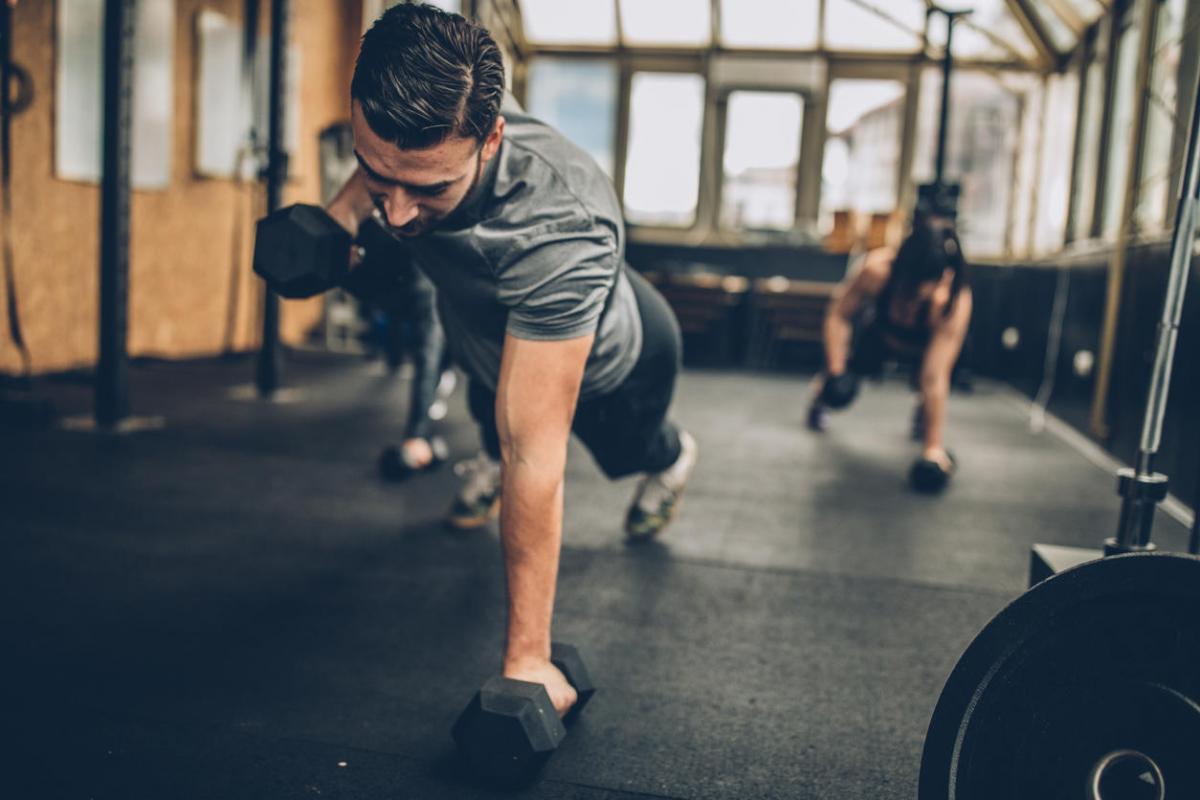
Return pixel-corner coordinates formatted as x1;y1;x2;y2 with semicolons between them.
3;353;1190;799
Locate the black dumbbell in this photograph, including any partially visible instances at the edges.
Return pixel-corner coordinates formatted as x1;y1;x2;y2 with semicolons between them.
451;642;596;787
252;204;353;298
820;371;860;409
909;451;957;493
378;437;450;481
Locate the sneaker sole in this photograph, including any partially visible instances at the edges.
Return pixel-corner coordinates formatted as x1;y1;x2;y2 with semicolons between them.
625;496;684;542
446;499;501;530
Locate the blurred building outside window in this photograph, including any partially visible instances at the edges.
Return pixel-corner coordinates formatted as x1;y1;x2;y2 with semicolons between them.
720;91;804;232
819;79;905;250
913;69;1019;258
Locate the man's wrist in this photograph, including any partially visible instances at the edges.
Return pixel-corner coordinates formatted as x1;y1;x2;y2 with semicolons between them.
503;641;552;672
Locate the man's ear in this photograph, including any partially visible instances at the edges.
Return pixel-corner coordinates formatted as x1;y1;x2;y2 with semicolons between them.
481;115;505;163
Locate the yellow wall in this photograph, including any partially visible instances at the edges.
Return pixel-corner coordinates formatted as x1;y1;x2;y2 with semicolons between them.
1;0;361;375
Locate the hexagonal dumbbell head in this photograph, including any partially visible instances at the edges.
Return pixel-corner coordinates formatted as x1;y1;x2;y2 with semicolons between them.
452;676;567;786
551;642;596;722
252;204;353;299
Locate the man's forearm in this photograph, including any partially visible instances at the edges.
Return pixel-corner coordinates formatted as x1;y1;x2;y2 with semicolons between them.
499;459;564;668
325;167;377;235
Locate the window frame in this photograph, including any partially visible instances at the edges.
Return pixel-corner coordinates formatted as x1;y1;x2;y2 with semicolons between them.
712;87;809;233
621;59;710;232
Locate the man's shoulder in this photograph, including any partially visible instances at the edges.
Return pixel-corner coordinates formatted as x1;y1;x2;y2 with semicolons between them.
490;113;621;233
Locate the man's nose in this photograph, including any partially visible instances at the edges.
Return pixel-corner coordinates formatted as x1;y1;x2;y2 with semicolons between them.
381;190;419;228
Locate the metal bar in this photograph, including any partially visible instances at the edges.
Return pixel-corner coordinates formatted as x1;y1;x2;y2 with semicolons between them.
1023;78;1050;255
256;0;288;398
96;0;134;428
1044;0;1087;34
1110;0;1199;551
1135;62;1200;463
1091;0;1159;439
934;13;953;185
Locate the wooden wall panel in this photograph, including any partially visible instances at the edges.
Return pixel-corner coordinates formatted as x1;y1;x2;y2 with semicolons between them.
0;0;361;375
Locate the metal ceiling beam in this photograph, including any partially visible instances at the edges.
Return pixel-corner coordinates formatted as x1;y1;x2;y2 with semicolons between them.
1005;0;1058;69
1042;0;1088;34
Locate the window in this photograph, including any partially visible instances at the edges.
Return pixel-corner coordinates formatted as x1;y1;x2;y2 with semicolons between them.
1101;8;1143;238
720;91;803;231
926;0;1037;62
1034;73;1080;254
620;0;710;46
823;0;923;52
526;59;619;177
1011;79;1045;257
55;0;175;188
819;79;905;234
913;69;1020;257
1026;1;1078;53
718;0;819;49
623;73;706;227
1138;0;1187;231
521;0;618;46
1070;23;1109;241
1058;0;1109;27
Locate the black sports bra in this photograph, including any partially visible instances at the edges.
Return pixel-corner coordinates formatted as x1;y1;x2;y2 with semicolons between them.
873;279;933;351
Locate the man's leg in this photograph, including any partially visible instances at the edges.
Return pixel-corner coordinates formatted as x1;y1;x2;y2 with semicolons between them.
570;269;697;539
446;377;503;529
399;277;448;466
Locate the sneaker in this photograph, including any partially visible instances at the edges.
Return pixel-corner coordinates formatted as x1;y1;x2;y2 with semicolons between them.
428;370;457;421
625;430;698;541
806;403;828;432
447;451;501;529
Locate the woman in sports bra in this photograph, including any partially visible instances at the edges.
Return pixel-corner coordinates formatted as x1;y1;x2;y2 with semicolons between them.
807;213;973;484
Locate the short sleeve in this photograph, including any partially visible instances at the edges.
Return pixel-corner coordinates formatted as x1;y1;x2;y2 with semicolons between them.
497;220;619;341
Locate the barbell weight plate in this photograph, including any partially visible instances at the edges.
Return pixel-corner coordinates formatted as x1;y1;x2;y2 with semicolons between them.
919;552;1200;800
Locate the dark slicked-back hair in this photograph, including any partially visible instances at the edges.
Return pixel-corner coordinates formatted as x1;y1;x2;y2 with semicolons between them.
352;3;505;149
891;214;969;315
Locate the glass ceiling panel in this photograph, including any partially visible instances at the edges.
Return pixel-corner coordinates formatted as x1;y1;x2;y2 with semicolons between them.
926;0;1037;62
1057;0;1108;27
1027;1;1078;52
620;0;711;46
823;0;924;52
718;0;819;49
521;0;618;46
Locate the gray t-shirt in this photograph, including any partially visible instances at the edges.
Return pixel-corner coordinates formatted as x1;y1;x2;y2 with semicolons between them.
403;102;642;401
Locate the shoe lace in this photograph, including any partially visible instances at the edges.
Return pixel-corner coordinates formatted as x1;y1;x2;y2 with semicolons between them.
636;473;679;514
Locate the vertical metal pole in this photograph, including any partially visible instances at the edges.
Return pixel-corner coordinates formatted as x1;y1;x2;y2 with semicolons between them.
256;0;288;397
934;13;954;186
1090;0;1159;439
1110;45;1200;552
96;0;134;427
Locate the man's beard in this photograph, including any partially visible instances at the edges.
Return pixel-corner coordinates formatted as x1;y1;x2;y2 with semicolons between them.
391;149;484;238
